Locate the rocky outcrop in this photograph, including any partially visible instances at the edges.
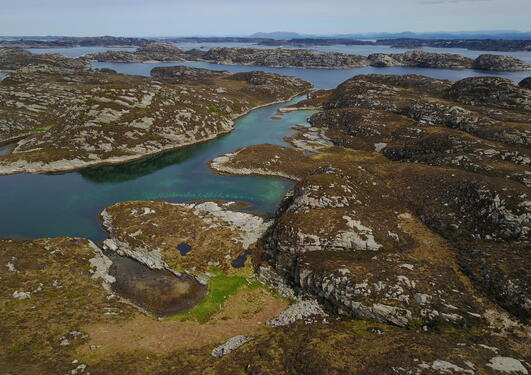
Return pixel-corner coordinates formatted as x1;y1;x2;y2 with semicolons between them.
368;50;474;69
472;54;531;71
367;50;530;71
100;200;272;273
210;73;530;323
87;42;187;62
0;48;90;71
211;336;254;358
198;47;371;68
150;65;227;83
520;77;531;90
446;76;531;111
0;67;311;175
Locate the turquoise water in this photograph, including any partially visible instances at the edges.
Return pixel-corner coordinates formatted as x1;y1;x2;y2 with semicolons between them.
0;99;313;241
0;57;528;241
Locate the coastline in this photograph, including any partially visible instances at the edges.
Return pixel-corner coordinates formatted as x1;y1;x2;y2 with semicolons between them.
0;88;314;176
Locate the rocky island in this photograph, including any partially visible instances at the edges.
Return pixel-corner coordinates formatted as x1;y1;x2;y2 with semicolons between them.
0;65;312;174
2;71;529;373
86;43;531;71
87;42;189;62
0;47;90;71
0;37;530;375
192;47;531;71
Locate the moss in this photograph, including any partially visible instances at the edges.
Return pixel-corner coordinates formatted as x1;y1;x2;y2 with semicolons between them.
177;271;261;323
208;104;219;113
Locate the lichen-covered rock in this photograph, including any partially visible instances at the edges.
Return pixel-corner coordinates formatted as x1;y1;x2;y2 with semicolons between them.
0;67;311;175
87;42;187;62
211;335;253;358
199;47;371;68
210;73;530;323
446;77;531;111
101;200;271;273
472;54;531;72
0;47;90;71
368;50;474;69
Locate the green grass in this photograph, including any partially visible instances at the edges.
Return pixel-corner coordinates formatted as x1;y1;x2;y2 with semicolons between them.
208;105;219;113
177;271;261;323
31;127;48;133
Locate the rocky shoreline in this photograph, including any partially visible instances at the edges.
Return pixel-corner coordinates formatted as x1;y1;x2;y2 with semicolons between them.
187;47;531;72
3;43;529;73
1;51;530;373
0;65;312;175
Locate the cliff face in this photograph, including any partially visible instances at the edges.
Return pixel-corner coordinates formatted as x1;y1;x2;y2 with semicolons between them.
0;65;312;175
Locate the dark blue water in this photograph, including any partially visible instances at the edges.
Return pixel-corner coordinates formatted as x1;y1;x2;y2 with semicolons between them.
93;60;530;87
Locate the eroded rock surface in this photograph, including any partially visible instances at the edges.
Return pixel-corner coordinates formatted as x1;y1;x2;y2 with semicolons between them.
0;47;90;71
87;42;188;63
100;200;272;273
0;66;311;174
197;47;371;68
210;73;531;325
473;54;531;71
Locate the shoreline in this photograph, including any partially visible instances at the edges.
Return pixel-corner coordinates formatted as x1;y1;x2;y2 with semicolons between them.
0;88;314;176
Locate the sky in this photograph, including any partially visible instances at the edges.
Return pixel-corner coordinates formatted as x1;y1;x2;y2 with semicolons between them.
0;0;529;36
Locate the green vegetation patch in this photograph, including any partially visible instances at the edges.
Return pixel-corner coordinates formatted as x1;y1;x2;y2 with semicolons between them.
178;271;261;323
31;127;49;133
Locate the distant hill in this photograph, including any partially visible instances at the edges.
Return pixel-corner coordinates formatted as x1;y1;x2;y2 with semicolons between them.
249;30;531;40
249;32;306;39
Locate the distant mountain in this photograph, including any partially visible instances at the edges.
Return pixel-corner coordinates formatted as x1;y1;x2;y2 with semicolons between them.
334;30;531;40
249;32;307;39
249;30;531;40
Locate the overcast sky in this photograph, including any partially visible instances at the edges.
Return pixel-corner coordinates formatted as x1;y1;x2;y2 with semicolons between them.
0;0;529;36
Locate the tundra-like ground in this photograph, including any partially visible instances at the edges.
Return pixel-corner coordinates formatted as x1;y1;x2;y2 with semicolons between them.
1;72;530;374
0;65;312;175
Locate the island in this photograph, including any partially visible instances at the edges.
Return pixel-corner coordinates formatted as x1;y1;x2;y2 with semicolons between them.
0;64;312;174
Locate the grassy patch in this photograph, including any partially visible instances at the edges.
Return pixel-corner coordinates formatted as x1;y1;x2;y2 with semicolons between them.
208;105;219;113
177;271;261;323
31;127;49;133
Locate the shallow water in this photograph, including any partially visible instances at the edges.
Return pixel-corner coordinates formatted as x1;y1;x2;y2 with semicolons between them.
0;56;528;242
0;100;312;241
107;251;207;316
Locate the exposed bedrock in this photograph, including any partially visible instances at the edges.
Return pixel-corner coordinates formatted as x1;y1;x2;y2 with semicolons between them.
0;66;312;175
210;73;530;323
0;47;90;71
